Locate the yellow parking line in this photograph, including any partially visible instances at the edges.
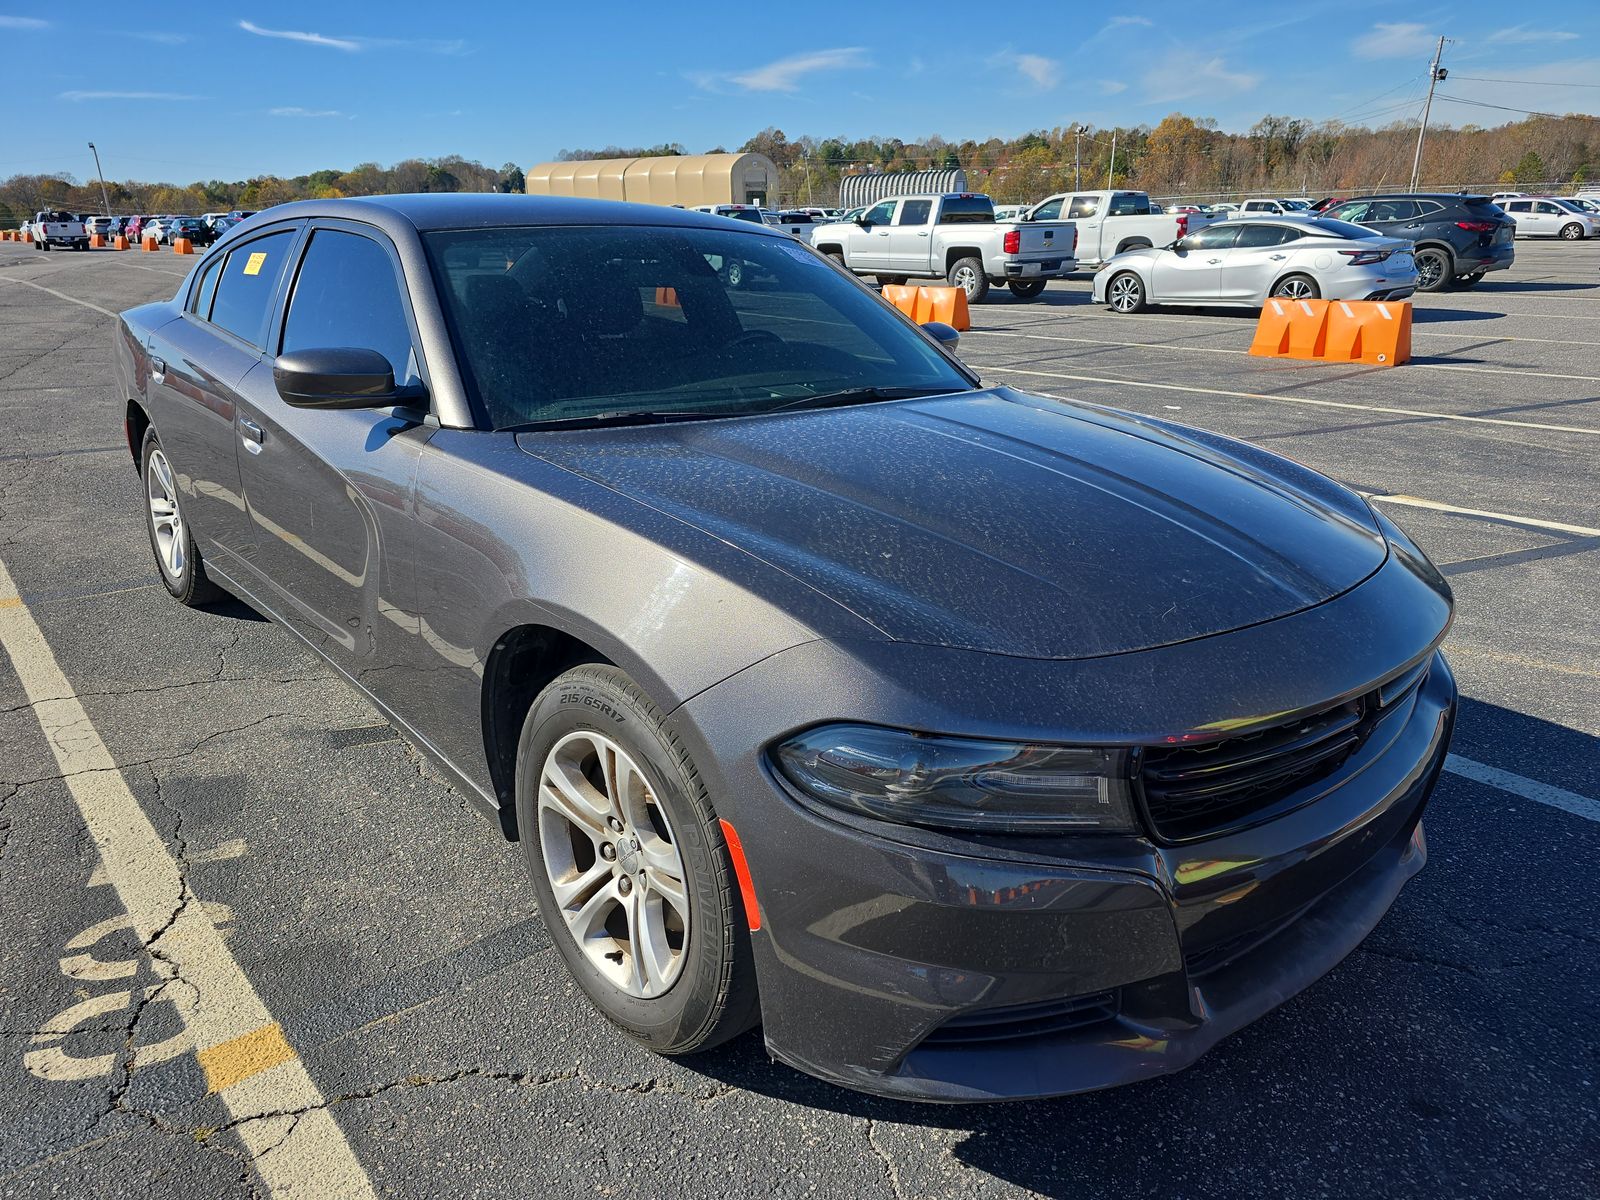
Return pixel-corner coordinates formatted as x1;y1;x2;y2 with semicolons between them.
0;557;377;1199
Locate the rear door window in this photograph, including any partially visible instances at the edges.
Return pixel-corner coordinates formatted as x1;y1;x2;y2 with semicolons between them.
1067;195;1100;219
1235;224;1293;248
206;229;297;348
896;199;932;226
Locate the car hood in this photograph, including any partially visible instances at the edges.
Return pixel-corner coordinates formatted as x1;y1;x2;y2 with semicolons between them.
517;388;1388;659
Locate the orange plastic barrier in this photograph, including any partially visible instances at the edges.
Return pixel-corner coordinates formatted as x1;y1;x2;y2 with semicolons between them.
880;284;920;318
172;238;194;255
90;234;105;248
21;230;32;244
653;286;679;307
113;235;129;251
1323;299;1412;367
142;236;158;252
1249;297;1330;360
914;286;971;332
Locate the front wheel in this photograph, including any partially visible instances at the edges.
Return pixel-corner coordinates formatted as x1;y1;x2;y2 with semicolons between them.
1270;273;1320;301
1559;222;1585;241
1106;271;1145;313
515;664;760;1055
946;256;989;303
1009;279;1047;300
1414;247;1451;292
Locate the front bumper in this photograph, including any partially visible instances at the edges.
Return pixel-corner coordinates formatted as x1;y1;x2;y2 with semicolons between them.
676;548;1455;1101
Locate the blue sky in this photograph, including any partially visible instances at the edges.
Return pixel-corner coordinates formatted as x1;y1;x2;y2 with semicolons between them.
3;3;1596;184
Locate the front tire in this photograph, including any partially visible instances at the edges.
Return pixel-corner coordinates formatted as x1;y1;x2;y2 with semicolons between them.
1106;271;1145;313
1559;222;1585;241
141;428;220;607
946;256;989;303
1414;247;1452;292
515;664;759;1055
1009;279;1047;300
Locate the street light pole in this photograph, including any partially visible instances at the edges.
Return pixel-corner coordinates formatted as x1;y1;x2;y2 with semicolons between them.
87;142;111;217
1073;125;1087;192
1409;36;1449;193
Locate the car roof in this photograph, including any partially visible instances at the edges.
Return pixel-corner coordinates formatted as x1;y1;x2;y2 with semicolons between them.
1341;193;1489;202
239;193;785;237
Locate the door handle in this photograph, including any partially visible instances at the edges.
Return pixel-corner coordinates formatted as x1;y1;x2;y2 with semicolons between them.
1269;253;1287;260
239;417;263;454
1207;258;1222;264
917;232;929;237
149;356;166;378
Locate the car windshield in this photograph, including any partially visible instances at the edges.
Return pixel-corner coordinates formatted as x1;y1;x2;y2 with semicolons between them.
424;224;973;431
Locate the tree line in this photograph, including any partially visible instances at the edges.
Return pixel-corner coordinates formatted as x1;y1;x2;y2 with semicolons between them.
2;111;1594;224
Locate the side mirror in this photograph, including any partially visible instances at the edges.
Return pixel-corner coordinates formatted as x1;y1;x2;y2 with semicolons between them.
921;321;960;350
854;216;868;227
273;348;422;409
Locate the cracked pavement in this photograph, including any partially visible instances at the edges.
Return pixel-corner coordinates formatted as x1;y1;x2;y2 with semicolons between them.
1;239;1597;1198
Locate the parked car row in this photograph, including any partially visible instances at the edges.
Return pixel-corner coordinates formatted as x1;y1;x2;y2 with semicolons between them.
14;209;258;250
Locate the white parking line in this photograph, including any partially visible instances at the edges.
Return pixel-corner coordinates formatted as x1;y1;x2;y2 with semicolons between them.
0;276;117;318
979;365;1600;437
967;328;1600;383
1362;494;1600;537
0;558;378;1199
1445;755;1600;824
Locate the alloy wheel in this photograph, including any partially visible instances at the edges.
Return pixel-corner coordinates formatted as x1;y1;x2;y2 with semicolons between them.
537;731;690;999
952;264;980;298
1560;223;1583;240
1273;277;1315;300
1109;275;1142;312
145;448;185;581
1415;251;1446;290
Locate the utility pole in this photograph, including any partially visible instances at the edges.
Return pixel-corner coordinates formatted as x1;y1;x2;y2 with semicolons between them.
1105;130;1118;190
1409;36;1449;193
87;142;111;217
1073;125;1087;192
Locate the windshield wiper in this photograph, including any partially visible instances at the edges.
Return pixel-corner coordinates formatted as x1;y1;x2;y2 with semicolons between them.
504;409;731;433
755;385;960;415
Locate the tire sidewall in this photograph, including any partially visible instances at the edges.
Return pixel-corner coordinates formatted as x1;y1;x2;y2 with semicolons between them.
1272;274;1320;300
514;667;735;1052
1415;248;1450;291
948;256;989;303
1107;271;1143;312
141;428;193;601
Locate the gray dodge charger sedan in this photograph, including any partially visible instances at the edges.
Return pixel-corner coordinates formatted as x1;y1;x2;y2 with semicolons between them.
113;195;1456;1102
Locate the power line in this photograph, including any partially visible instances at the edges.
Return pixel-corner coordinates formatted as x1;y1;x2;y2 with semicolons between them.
1434;93;1596;120
1450;75;1600;88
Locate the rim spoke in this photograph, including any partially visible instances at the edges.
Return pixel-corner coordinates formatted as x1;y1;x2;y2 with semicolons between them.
540;758;609;838
549;856;611;909
567;876;619;940
646;862;688;922
635;894;676;995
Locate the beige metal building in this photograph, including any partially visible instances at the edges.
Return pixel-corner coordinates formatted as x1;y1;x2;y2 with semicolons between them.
524;152;777;208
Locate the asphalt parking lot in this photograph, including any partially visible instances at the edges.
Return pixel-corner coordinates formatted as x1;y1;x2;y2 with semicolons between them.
0;236;1596;1199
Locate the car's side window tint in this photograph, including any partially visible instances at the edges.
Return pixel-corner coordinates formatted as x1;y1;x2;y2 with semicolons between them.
863;201;895;226
1031;198;1063;221
1067;196;1099;219
1508;201;1531;213
207;229;296;348
191;255;223;319
281;230;417;383
1235;224;1287;248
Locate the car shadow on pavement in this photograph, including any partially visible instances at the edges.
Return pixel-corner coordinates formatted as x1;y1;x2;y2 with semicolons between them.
675;694;1598;1195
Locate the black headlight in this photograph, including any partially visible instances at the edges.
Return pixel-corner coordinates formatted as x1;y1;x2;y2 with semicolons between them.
771;724;1136;834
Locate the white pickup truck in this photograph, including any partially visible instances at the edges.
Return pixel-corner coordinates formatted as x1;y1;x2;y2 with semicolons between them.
811;193;1077;302
1016;190;1214;271
29;210;90;251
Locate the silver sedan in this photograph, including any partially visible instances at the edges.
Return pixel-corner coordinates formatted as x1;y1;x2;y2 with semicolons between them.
1094;217;1418;313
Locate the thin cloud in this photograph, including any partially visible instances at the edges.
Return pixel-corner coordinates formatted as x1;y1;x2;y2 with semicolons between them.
270;106;349;118
1098;79;1129;95
239;20;360;51
59;90;204;101
1488;26;1579;44
1105;15;1152;29
1352;23;1435;60
130;31;187;44
718;47;870;92
1142;53;1258;103
0;15;48;27
987;50;1060;90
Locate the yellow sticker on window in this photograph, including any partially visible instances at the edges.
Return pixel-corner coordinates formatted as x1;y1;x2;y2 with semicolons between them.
242;251;267;276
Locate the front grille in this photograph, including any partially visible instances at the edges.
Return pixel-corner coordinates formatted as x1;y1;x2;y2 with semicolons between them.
1138;661;1429;843
920;992;1119;1047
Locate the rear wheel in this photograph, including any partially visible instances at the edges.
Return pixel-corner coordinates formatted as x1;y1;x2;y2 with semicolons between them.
1270;273;1320;301
1559;222;1585;241
141;428;221;607
1413;247;1451;292
515;664;760;1055
946;256;989;303
1009;279;1047;300
1106;271;1145;313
